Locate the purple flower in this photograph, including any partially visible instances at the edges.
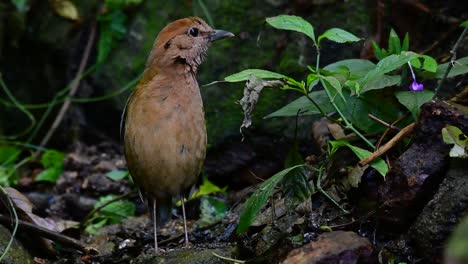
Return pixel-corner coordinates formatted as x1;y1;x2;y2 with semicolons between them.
408;62;424;91
410;80;424;91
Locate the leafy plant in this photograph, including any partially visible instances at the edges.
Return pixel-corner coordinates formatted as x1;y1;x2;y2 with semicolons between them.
35;149;65;183
84;194;136;234
442;125;468;158
237;165;306;233
372;29;409;60
229;15;468;233
97;0;144;64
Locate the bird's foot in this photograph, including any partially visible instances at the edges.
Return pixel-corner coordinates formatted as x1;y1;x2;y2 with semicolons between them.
154;247;166;255
182;240;193;249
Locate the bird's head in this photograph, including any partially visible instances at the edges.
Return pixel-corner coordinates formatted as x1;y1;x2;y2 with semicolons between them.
145;17;233;74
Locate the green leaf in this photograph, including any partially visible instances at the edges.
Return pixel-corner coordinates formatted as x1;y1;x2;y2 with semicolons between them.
402;32;410;51
421;55;438;73
197;196;227;227
36;149;64;183
282;143;313;210
347;144;388;177
35;167;62;183
306;73;319;89
265;90;334;118
0;146;21;165
436;57;468;79
266;15;316;43
360;75;401;94
333;89;404;134
11;0;28;12
318;28;360;44
442;125;468;158
96;195;136;224
388;29;401;54
97;10;128;64
40;150;64;168
372;41;386;60
322;76;345;102
237;164;306;233
85;218;108;235
363;52;420;85
329;141;388;177
0;166;18;186
324;59;375;78
395;90;434;119
224;69;287;82
461;20;468;28
106;170;129;181
190;175;227;200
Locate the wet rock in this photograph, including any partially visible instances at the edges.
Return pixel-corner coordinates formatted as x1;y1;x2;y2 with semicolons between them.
408;158;468;262
378;100;468;230
0;225;34;264
282;231;374;264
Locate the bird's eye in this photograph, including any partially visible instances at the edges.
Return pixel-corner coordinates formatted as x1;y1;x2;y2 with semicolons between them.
188;27;199;37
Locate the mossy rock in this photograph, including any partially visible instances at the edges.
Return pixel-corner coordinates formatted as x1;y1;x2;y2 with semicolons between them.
0;225;33;264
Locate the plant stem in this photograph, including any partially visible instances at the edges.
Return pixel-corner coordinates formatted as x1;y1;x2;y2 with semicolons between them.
315;45;321;74
321;80;375;149
0;187;19;261
38;20;97;150
316;166;349;214
435;26;467;98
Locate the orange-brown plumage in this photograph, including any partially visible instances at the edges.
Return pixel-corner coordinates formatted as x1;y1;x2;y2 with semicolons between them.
122;17;233;252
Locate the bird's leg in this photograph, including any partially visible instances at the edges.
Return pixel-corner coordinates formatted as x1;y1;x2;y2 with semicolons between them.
180;197;190;248
153;198;159;253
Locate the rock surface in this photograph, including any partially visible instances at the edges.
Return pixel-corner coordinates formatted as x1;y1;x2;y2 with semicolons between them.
0;225;34;264
282;231;374;264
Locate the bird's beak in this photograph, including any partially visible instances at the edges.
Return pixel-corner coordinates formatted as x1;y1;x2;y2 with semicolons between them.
209;30;235;42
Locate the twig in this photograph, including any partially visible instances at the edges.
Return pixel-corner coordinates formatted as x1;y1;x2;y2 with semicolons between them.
212;252;246;263
359;122;416;166
368;114;401;131
0;214;97;255
38;20;98;150
375;113;409;150
435;26;468;98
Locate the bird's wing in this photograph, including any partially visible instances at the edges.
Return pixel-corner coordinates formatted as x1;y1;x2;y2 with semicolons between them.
120;89;136;142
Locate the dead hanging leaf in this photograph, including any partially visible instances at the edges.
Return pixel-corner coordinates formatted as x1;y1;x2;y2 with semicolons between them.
49;0;79;21
348;164;369;188
238;76;284;138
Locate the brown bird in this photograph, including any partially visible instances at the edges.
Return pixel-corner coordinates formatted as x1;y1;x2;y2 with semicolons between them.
122;17;233;252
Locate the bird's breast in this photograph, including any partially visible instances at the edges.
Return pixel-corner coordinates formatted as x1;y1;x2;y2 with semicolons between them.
124;74;207;198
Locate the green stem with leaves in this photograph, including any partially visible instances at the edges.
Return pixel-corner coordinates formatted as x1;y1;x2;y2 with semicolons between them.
320;80;375;149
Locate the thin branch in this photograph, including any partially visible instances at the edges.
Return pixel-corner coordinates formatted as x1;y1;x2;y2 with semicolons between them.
435;26;468;98
375;112;409;150
0;214;97;255
38;20;98;150
368;114;401;131
359;122;416;166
